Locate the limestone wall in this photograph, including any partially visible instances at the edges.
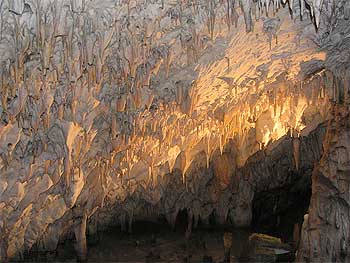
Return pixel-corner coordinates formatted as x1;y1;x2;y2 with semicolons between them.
0;0;348;261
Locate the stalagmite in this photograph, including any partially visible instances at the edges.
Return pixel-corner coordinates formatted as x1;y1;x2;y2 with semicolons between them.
120;213;127;232
128;209;134;234
74;212;88;262
0;221;8;263
185;210;193;239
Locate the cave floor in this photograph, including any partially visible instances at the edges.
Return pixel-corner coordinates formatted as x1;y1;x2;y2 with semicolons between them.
53;221;252;263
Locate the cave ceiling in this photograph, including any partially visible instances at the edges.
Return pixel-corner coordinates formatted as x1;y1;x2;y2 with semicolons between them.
0;0;349;260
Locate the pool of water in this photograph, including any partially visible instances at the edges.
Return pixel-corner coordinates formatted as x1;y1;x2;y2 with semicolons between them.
51;221;252;262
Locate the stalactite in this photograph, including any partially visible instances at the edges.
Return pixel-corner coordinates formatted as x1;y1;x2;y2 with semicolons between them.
240;0;253;32
58;104;64;120
206;134;211;168
181;152;188;185
300;0;305;20
344;69;349;102
293;134;300;170
64;156;71;187
111;114;117;139
220;133;223;155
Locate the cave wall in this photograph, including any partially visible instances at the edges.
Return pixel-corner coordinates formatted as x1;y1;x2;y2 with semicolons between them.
297;1;350;260
298;108;350;262
0;0;348;261
235;121;326;231
251;123;326;239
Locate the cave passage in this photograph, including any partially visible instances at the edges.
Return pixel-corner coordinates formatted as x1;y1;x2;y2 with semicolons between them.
24;128;321;263
252;175;312;245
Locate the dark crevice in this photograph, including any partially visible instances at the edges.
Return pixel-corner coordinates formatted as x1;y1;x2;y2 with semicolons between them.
251;173;312;243
174;209;189;232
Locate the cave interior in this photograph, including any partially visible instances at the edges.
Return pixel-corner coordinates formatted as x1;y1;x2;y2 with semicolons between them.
0;0;350;262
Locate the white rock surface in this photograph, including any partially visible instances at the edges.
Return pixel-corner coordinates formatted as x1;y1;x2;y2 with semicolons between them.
0;0;348;261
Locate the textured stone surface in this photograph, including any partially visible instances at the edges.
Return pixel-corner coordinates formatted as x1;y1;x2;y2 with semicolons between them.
234;121;326;229
297;108;350;262
0;0;349;261
242;233;291;262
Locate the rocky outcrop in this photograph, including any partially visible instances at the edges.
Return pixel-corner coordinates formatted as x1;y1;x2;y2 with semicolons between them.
297;107;350;262
241;233;291;262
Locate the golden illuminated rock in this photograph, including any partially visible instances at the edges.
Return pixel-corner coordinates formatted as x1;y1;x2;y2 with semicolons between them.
0;0;348;262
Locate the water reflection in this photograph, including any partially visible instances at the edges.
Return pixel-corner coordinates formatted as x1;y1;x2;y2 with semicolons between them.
53;221;251;262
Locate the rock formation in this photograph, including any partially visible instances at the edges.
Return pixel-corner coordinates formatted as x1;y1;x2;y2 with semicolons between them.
0;0;349;261
298;106;350;262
